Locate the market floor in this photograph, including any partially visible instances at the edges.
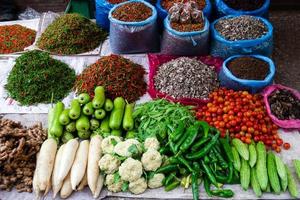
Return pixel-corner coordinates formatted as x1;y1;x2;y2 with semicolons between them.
269;9;300;91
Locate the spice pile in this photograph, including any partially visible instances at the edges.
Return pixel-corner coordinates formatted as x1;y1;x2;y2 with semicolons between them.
227;56;269;80
196;88;290;152
107;0;127;4
223;0;265;11
112;2;152;22
215;15;268;41
154;57;219;99
37;14;107;55
162;0;206;12
169;2;205;32
5;50;76;105
268;89;300;120
0;24;36;54
0;118;46;192
74;55;147;103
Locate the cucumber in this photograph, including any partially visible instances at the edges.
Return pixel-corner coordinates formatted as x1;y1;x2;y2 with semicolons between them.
232;146;241;172
293;159;300;181
49;102;65;138
61;131;74;143
251;167;262;197
76;114;90;131
267;152;281;194
240;158;250;190
286;164;299;198
100;116;110;133
256;141;268;191
92;86;105;109
69;99;81;120
249;144;257;168
66;122;76;132
59;109;71;125
232;138;249;161
122;103;134;131
78;93;90;104
275;155;287;191
109;97;126;130
111;129;122;137
83;102;94;116
47;106;55;138
104;98;114;111
95;109;106;120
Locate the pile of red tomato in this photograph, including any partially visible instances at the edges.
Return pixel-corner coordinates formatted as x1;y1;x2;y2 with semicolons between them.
196;88;290;152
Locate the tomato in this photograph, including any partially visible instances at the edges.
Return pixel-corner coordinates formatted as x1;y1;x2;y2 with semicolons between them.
283;143;291;150
276;139;283;146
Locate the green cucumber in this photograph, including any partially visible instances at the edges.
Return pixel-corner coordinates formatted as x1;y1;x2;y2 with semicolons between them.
232;138;249;161
122;103;134;131
251;167;262;197
104;98;113;111
293;159;300;181
240;158;250;190
47;106;55;138
249;143;257;168
109;97;126;130
267;152;281;194
274;155;287;191
256;141;268;191
76;114;90;131
232;146;241;172
100;115;110;133
83;102;94;115
49;102;65;138
78;93;90;104
59;109;70;125
286;164;299;198
95;109;106;120
66;122;76;132
92;86;105;109
69;99;81;120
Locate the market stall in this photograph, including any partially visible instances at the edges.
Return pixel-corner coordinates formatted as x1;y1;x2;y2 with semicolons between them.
0;0;300;200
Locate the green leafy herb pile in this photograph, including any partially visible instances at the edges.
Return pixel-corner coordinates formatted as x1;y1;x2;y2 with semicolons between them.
37;14;107;55
5;50;76;105
133;99;196;141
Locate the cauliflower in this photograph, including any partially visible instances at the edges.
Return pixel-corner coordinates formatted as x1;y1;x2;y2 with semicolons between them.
101;136;122;154
129;177;147;194
119;157;143;182
98;154;120;174
148;173;165;189
114;139;142;157
105;174;123;192
141;149;162;171
144;137;160;150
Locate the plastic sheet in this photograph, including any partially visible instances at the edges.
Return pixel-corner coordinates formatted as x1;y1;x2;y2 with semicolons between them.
148;54;223;106
95;0;115;31
160;17;209;56
215;0;270;19
210;15;273;59
219;55;275;93
108;0;160;54
262;84;300;130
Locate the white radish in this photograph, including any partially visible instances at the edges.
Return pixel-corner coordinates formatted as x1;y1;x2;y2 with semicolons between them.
77;172;88;191
58;138;79;183
43;178;51;196
37;138;57;191
87;135;103;194
60;173;73;199
33;153;40;199
52;144;65;198
71;140;89;190
93;174;104;198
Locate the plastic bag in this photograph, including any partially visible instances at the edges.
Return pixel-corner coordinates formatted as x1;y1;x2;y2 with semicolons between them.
18;7;41;20
215;0;270;19
108;0;160;54
210;15;273;59
218;55;275;93
148;54;223;106
160;17;209;56
95;0;115;31
262;84;300;130
156;0;212;23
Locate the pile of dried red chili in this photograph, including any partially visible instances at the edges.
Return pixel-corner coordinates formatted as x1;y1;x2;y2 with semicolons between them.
112;2;152;22
0;24;36;54
196;88;290;152
74;54;147;102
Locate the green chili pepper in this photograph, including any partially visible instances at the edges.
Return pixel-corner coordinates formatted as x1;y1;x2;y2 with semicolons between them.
164;172;177;186
156;164;178;174
204;176;212;197
168;156;179;164
195;121;210;138
170;121;185;142
159;146;171;155
191;136;211;152
169;140;177;154
174;130;189;152
213;147;229;169
193;162;201;174
191;172;199;200
214;162;233;184
165;180;180;192
186;132;220;160
179;124;199;153
201;161;219;188
178;155;194;173
179;167;188;176
211;189;234;198
219;133;234;162
204;155;210;164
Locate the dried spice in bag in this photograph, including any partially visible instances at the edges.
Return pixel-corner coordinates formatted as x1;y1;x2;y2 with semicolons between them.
106;0;127;4
74;55;147;102
112;2;152;22
223;0;265;11
37;14;107;55
162;0;205;12
0;24;36;54
5;50;76;105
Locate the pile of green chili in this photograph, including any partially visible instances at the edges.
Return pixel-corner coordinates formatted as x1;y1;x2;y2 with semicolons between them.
5;50;76;105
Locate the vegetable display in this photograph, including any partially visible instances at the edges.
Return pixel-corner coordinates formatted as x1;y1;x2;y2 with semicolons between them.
5;50;76;105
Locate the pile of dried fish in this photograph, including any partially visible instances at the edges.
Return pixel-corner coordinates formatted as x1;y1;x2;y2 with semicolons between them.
154;57;219;99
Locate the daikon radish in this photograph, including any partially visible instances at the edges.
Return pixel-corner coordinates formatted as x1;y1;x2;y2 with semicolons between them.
52;144;65;198
43;178;51;196
33;153;40;199
58;139;79;183
71;140;89;190
77;172;88;191
87;135;103;194
93;174;104;198
60;173;73;199
37;138;57;191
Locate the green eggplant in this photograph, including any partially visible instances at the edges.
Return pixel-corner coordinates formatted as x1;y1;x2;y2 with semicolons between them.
69;99;81;120
92;86;105;109
78;93;90;104
83;102;94;115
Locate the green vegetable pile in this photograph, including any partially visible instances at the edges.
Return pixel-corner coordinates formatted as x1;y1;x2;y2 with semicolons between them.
48;86;135;143
37;14;107;55
232;138;299;198
5;50;76;105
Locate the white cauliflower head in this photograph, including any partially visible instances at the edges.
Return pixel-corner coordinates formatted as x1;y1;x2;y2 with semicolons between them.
129;177;147;194
105;174;123;193
98;154;121;174
101;136;122;154
141;149;162;171
114;139;142;157
144;137;160;150
119;157;143;182
148;173;165;189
